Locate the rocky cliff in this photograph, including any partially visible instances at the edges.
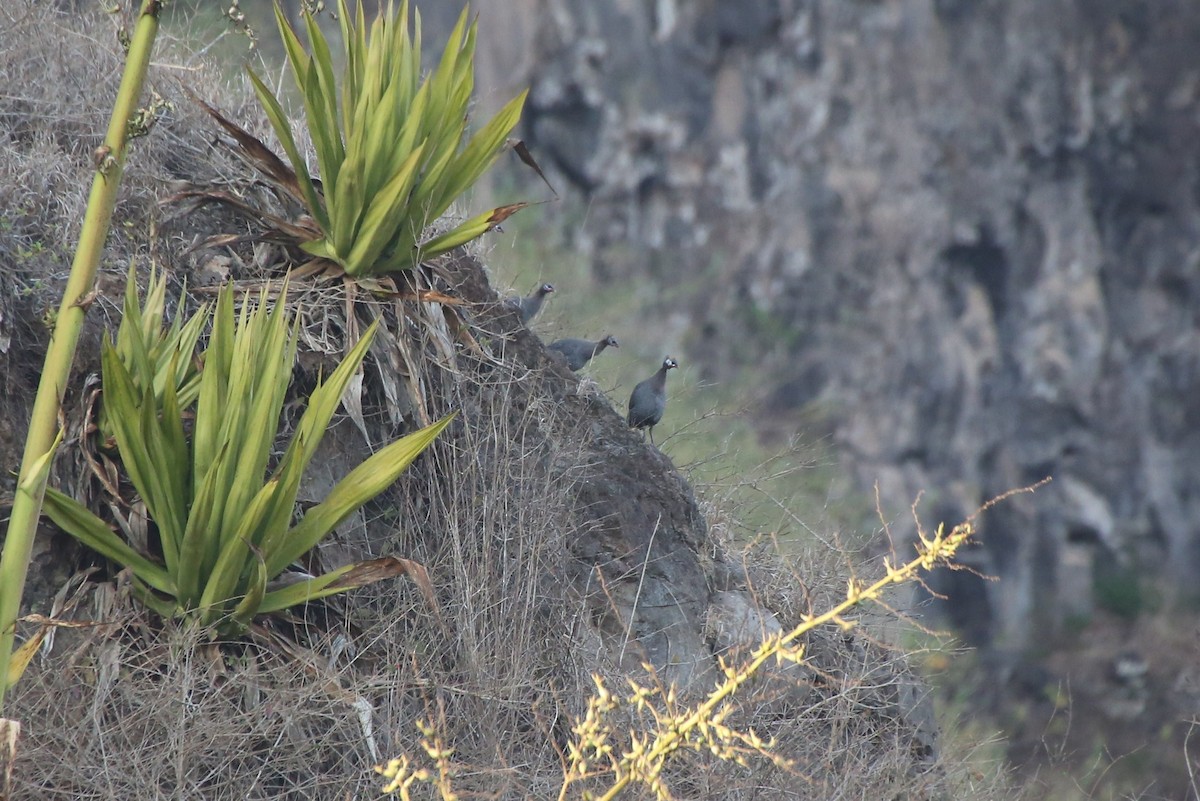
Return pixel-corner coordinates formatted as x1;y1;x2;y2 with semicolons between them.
448;0;1200;649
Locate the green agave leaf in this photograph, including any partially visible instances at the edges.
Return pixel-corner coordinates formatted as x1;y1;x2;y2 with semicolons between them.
396;2;418;113
268;321;379;505
276;1;314;103
121;292;158;406
303;9;340;136
127;577;178;618
251;431;312;573
136;387;185;573
199;477;282;620
139;266;167;345
194;287;287;551
43;487;175;595
253;321;380;569
417;203;529;260
349;39;386;159
204;309;258;534
343;145;425;274
356;73;407;203
440;89;528;204
101;341;187;572
114;264;142;359
228;545;268;632
299;237;341;262
160;356;190;496
267;413;454;576
428;6;470;109
301;56;344;199
246;68;328;232
193;284;234;494
140;369;189;567
257;556;422;614
169;302;209;409
338;0;367;128
329;142;366;258
257;564;362;614
217;295;297;539
403;114;465;234
392;79;431;168
177;440;229;606
418;71;460;159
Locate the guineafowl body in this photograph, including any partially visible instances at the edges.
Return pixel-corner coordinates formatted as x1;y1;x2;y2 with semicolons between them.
512;282;555;323
627;357;678;443
548;335;619;371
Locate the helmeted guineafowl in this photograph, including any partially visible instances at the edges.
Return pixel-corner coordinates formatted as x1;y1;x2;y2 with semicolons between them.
511;282;555;323
548;335;619;371
627;357;678;443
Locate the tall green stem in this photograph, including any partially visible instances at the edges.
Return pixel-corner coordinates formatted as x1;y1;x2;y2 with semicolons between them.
0;0;162;713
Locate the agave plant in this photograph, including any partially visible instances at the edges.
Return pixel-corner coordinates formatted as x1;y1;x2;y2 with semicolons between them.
98;265;207;443
247;0;528;276
43;279;452;634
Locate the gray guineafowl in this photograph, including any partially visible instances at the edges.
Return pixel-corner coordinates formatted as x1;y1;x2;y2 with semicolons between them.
548;335;619;371
627;357;678;443
511;282;555;323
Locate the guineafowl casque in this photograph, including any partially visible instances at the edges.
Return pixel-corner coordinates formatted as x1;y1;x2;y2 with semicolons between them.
627;357;678;443
548;335;619;371
511;282;555;323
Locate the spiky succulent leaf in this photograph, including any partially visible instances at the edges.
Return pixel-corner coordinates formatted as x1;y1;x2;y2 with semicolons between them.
43;488;175;595
270;414;454;575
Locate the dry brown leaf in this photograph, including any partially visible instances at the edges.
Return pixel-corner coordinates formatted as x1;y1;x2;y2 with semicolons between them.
487;201;531;228
507;138;558;197
188;91;305;201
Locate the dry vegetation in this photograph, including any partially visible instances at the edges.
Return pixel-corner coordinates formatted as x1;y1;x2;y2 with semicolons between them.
0;3;1020;799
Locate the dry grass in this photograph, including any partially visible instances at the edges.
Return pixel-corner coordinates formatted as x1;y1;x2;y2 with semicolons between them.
8;328;592;799
2;3;1019;800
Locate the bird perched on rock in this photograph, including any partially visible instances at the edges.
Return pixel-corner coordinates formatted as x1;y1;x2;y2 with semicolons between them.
627;356;678;443
510;282;555;323
548;335;619;371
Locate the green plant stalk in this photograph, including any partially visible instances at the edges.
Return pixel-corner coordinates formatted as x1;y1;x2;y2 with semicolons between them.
0;0;162;711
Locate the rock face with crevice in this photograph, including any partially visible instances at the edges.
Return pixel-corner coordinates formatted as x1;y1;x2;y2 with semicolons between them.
448;0;1200;648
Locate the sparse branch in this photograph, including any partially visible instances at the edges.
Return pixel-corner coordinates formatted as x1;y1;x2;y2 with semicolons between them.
577;518;979;801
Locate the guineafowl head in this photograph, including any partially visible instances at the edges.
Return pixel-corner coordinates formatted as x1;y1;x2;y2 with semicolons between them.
602;335;620;348
539;283;555;296
663;357;678;370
